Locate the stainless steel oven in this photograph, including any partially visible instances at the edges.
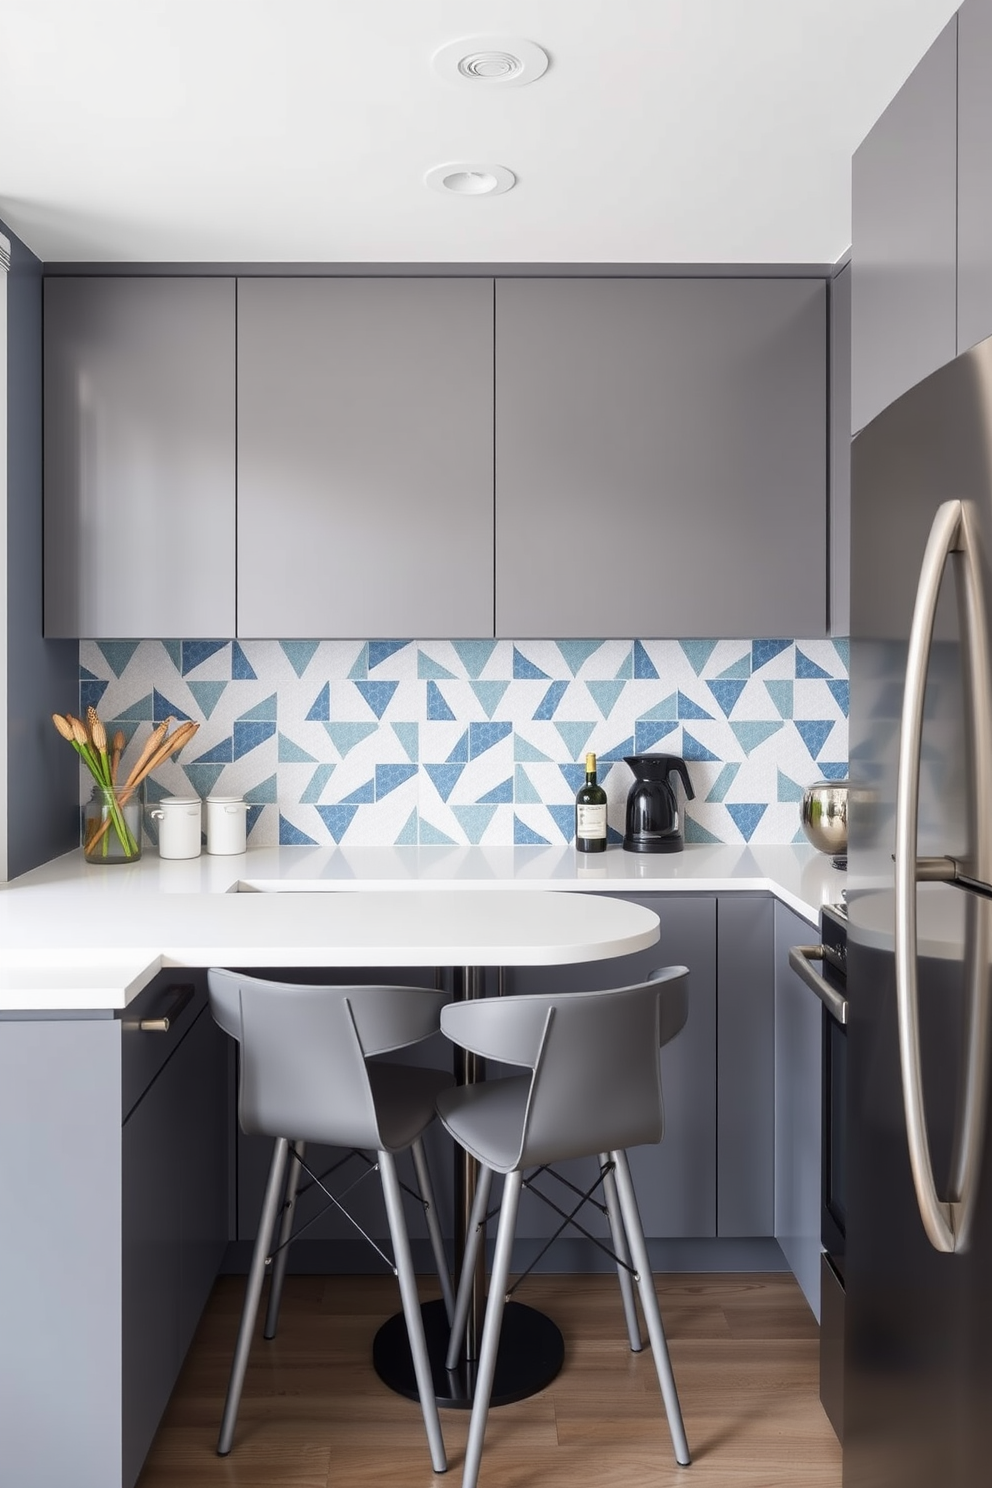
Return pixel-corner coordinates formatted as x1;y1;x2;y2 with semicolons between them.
790;901;848;1442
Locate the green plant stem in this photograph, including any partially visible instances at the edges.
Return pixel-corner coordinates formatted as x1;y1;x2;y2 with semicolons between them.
73;742;140;859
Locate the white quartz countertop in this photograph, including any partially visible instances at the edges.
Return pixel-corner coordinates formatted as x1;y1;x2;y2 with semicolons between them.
0;842;844;1011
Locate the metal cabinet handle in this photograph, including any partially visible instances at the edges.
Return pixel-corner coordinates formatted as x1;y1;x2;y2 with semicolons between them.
788;945;848;1024
138;983;195;1033
894;498;992;1253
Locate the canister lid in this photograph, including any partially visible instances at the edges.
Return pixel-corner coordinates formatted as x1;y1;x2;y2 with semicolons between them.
206;795;246;804
160;794;200;807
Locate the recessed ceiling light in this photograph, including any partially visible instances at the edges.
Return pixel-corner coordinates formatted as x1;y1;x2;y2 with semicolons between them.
425;163;516;198
432;37;549;87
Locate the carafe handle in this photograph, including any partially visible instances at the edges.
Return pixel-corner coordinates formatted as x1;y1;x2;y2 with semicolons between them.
669;759;695;801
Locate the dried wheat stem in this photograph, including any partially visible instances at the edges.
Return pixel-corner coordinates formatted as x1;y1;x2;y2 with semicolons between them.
121;718;172;792
133;721;199;784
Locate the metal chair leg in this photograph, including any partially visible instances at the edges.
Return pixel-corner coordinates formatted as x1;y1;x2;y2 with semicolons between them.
264;1138;305;1340
600;1152;642;1352
445;1165;493;1371
217;1137;290;1456
611;1149;691;1467
461;1168;523;1488
412;1135;455;1325
379;1149;448;1474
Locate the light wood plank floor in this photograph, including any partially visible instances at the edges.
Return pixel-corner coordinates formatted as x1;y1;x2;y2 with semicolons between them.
139;1273;842;1488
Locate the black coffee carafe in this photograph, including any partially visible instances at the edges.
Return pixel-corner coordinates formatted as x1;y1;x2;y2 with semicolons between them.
622;754;695;853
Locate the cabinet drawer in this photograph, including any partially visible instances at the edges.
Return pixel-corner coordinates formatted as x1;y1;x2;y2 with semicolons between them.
121;972;208;1122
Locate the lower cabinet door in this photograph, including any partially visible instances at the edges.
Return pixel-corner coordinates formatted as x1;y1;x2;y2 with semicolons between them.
177;1008;230;1355
507;895;718;1247
122;1050;182;1488
773;901;823;1319
122;1002;230;1488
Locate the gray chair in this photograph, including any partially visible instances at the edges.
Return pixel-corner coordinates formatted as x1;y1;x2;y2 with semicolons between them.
437;968;692;1488
207;967;455;1471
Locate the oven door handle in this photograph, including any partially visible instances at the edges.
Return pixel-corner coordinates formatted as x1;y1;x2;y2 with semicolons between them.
788;945;848;1025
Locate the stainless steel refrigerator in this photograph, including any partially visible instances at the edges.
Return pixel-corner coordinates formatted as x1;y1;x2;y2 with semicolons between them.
847;335;992;1487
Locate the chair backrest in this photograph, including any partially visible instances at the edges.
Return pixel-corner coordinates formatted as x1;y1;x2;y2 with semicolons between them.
207;968;446;1149
440;967;689;1169
648;963;690;1048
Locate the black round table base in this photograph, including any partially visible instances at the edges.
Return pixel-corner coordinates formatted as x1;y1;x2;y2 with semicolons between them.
373;1298;564;1410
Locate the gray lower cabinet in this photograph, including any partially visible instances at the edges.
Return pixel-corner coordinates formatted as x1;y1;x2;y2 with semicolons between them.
957;0;992;355
851;16;958;434
236;277;495;639
716;895;775;1237
233;900;717;1264
0;973;229;1488
123;993;229;1487
773;902;822;1319
503;894;718;1250
232;893;821;1280
495;277;828;639
43;276;236;638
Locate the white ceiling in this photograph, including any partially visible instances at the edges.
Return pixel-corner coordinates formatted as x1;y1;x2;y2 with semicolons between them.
0;0;961;265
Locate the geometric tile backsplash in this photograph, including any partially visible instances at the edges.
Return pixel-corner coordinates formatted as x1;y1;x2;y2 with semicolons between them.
79;636;848;848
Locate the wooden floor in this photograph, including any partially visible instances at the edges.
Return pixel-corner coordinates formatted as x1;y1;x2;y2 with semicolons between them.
139;1272;842;1488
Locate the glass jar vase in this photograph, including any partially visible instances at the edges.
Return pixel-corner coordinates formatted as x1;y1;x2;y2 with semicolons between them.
83;784;143;864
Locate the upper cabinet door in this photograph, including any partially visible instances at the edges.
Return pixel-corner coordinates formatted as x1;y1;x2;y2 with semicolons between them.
850;17;957;434
495;279;827;640
957;0;992;356
237;278;495;639
44;277;236;638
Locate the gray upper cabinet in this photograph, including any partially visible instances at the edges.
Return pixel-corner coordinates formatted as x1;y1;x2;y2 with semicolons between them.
236;278;495;639
495;278;827;639
44;277;236;638
850;17;957;435
957;0;992;356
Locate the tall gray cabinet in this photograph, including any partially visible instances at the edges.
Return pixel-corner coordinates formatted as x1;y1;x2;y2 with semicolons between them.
495;277;827;639
44;277;236;638
846;6;992;430
850;16;958;436
958;0;992;355
236;277;495;639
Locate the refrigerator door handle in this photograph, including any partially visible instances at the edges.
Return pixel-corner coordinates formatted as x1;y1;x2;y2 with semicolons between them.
895;498;992;1253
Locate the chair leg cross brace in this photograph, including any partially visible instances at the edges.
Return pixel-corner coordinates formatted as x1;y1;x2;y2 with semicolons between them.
508;1162;637;1297
280;1147;397;1273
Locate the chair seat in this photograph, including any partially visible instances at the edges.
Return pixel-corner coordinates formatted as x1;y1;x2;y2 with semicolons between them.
437;1075;531;1173
369;1061;454;1153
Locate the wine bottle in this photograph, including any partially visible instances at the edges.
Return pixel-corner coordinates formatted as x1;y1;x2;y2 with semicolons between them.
575;752;608;853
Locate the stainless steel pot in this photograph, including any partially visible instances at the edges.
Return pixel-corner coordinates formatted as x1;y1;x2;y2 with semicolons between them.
800;780;848;855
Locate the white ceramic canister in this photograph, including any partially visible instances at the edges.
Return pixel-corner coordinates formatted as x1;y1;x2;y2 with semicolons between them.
150;795;202;860
205;795;249;855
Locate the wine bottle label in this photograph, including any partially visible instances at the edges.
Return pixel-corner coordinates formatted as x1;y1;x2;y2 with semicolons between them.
577;804;607;838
